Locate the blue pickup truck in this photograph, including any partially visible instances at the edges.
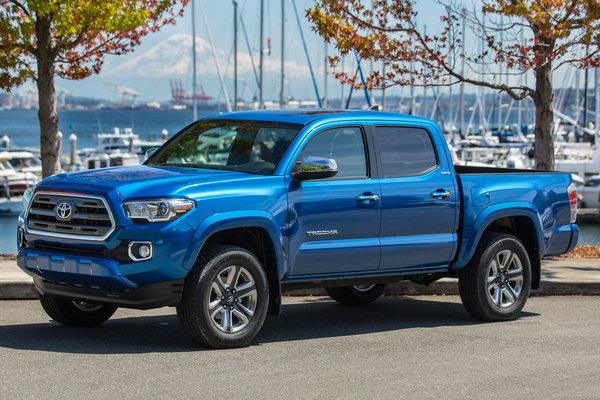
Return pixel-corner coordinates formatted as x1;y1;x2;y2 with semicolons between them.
17;110;579;348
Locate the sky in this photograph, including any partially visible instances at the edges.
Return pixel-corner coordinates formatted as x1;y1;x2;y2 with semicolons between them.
49;0;450;104
9;0;581;105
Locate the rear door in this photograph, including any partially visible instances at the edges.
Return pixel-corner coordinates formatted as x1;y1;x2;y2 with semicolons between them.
286;125;381;277
373;125;459;270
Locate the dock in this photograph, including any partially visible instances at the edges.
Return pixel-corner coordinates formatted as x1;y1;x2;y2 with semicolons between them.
577;208;600;223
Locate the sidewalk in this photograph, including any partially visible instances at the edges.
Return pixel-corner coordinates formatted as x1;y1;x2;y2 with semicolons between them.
1;256;599;300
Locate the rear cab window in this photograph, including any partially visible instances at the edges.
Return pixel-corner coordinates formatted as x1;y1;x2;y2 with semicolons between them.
373;126;438;177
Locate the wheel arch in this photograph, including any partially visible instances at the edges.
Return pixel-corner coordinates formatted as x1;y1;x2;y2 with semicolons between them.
182;211;284;315
455;204;544;289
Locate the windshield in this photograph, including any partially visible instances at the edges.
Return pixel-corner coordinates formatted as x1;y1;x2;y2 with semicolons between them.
147;119;303;175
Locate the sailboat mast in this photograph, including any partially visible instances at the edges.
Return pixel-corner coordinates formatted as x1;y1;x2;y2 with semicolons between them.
280;0;285;108
422;25;427;118
594;68;600;139
518;30;524;131
584;60;589;128
291;0;321;107
191;0;197;120
460;16;465;135
324;43;328;108
233;0;238;110
410;60;415;115
497;17;503;133
199;0;232;111
479;14;486;132
259;0;264;109
381;63;386;111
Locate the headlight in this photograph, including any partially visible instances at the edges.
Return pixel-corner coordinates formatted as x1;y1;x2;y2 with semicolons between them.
23;187;34;208
123;198;194;222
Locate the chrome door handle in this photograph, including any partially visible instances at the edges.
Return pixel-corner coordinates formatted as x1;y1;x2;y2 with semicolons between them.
356;194;379;203
431;190;451;199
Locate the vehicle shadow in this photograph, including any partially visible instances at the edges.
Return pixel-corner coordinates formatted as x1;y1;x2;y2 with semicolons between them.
0;296;538;354
257;296;538;344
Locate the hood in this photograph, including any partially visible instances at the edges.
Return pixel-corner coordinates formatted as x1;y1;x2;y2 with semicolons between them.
38;165;262;200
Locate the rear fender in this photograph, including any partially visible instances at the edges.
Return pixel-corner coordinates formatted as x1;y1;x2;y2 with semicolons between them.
453;202;544;270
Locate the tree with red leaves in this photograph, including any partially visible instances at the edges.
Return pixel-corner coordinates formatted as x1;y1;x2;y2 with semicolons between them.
308;1;600;170
0;0;189;177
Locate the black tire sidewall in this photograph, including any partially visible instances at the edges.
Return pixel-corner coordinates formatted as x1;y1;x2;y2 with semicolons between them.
326;284;385;305
186;247;269;347
38;293;117;326
475;234;532;319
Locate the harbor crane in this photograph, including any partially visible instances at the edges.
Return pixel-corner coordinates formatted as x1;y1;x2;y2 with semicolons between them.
103;80;142;107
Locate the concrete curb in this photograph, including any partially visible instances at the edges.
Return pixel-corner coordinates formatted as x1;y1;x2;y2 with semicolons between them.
2;280;599;301
0;282;37;300
2;257;599;300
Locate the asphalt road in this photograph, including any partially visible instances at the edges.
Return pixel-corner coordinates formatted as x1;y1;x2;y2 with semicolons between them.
1;296;599;399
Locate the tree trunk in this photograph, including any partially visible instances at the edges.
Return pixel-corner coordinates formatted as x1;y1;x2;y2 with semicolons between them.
533;59;555;171
35;14;61;178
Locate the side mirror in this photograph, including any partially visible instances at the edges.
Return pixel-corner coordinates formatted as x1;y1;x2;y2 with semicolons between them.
291;156;338;181
145;147;159;161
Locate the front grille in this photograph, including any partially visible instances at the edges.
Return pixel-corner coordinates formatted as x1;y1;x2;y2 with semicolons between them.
27;192;115;240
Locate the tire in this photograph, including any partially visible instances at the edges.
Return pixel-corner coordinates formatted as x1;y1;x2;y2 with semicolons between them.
325;284;385;305
459;232;532;322
176;245;269;348
38;293;117;326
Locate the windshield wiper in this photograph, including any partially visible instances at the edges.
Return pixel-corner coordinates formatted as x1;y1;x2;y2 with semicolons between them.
152;163;235;171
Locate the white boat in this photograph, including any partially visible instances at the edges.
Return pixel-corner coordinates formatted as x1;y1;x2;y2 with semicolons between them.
77;127;168;170
82;151;140;170
3;150;42;178
0;152;38;196
555;145;600;178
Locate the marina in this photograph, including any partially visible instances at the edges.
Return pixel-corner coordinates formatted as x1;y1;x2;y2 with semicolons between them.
1;106;599;253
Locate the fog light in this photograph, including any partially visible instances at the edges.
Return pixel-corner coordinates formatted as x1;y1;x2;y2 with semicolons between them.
128;241;153;262
139;245;151;258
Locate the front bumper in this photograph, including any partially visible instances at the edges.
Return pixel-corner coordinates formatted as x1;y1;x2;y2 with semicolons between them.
18;249;185;309
33;276;184;309
18;249;136;289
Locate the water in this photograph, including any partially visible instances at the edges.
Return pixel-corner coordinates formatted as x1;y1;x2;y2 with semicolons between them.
0;108;217;152
578;223;600;246
0;108;598;254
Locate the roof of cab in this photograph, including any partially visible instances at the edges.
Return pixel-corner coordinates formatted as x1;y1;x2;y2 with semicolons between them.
203;109;432;126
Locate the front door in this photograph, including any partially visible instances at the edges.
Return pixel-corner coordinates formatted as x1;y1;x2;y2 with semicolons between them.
286;126;381;277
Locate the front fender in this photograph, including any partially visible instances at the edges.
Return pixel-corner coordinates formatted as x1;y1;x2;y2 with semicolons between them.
181;210;285;277
453;202;544;270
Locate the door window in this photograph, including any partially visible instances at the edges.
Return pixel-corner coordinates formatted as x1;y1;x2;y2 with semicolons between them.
299;127;367;179
375;126;438;177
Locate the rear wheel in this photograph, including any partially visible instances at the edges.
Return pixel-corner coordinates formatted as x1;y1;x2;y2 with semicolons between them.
177;245;269;348
325;284;385;305
38;293;117;326
459;232;531;321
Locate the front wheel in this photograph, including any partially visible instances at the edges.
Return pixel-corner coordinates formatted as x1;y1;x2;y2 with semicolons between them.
325;284;385;305
177;245;269;348
38;293;117;326
459;232;531;321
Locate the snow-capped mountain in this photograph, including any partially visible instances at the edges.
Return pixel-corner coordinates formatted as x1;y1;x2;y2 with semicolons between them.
106;34;223;78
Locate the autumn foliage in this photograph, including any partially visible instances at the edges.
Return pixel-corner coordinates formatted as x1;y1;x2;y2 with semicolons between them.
0;0;189;177
0;0;188;87
308;0;600;170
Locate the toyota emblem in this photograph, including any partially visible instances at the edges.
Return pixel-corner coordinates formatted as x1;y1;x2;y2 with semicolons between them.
55;201;74;221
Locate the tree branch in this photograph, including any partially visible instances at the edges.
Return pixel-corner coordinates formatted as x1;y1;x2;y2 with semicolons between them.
8;0;31;18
